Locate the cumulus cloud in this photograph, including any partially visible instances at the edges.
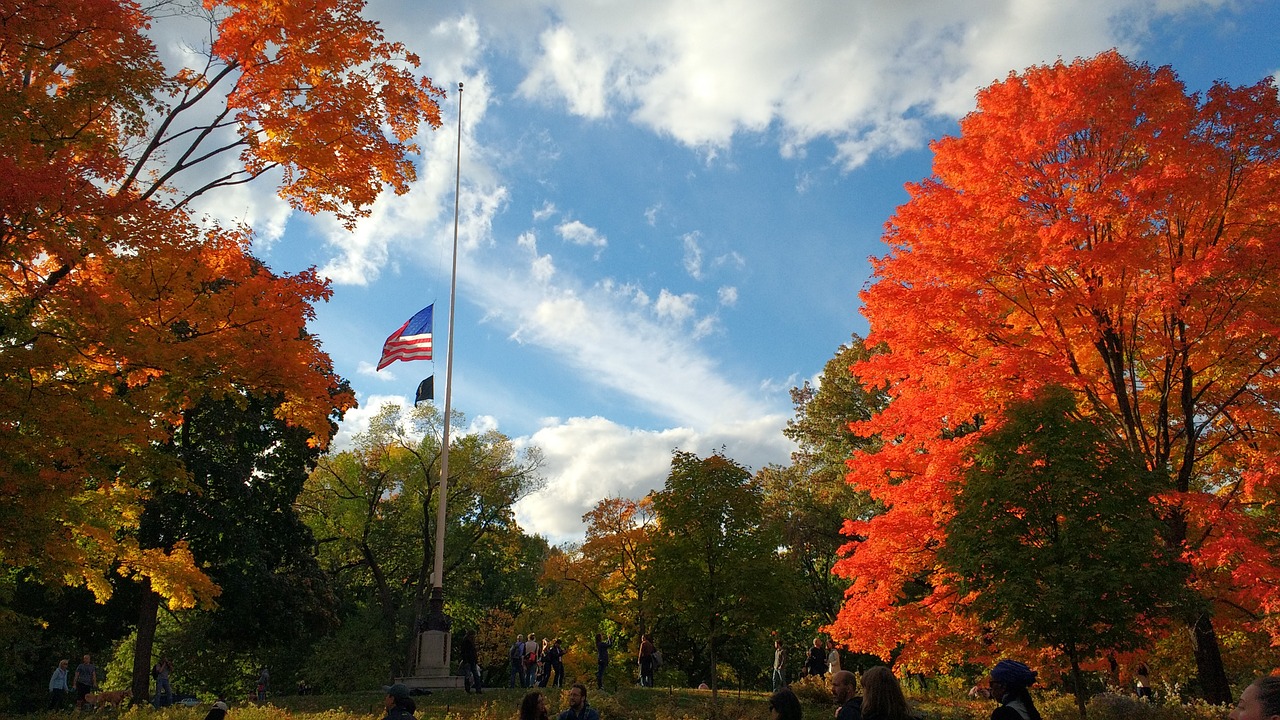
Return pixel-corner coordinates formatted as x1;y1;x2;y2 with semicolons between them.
653;289;698;324
718;286;738;306
513;413;794;543
511;0;1216;166
556;220;608;248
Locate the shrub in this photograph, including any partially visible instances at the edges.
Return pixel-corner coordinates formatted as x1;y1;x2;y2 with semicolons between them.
787;673;833;705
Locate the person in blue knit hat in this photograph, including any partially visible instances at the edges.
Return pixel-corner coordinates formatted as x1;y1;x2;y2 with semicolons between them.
987;660;1042;720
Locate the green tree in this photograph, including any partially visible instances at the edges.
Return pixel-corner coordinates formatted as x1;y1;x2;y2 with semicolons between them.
299;402;544;677
764;335;886;627
129;389;342;702
649;450;792;695
942;387;1186;716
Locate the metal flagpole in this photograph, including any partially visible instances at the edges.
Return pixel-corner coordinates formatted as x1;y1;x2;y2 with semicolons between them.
427;81;462;626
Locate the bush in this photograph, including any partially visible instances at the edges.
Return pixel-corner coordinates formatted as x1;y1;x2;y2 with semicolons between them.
787;673;832;706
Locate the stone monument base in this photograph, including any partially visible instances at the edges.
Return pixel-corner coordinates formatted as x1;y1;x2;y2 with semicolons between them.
399;629;464;690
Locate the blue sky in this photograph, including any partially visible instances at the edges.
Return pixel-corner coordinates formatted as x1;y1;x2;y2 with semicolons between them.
175;0;1280;544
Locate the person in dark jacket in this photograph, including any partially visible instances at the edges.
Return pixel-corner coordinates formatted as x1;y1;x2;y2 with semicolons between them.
459;630;482;694
987;660;1042;720
556;684;599;720
594;634;612;690
638;635;656;687
382;683;416;720
805;637;828;678
831;670;862;720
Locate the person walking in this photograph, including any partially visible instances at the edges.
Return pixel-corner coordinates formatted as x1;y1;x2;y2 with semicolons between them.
459;630;483;694
49;659;70;710
73;654;97;711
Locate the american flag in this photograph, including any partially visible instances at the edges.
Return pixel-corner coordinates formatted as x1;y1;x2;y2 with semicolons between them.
377;304;433;370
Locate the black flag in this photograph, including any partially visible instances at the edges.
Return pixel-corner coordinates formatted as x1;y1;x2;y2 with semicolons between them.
415;376;434;405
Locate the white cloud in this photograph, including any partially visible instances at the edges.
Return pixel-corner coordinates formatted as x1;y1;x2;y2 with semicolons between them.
718;286;738;306
357;360;395;379
556;219;608;247
513;413;795;542
681;231;704;280
653;289;697;324
510;0;1218;165
644;203;661;226
533;201;558;222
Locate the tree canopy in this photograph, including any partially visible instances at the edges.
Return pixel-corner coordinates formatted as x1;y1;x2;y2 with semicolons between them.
832;50;1280;702
0;0;442;609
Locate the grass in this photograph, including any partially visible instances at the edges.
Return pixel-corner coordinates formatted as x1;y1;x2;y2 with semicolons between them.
10;685;1232;720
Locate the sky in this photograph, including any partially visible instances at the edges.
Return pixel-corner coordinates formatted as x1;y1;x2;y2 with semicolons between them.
174;0;1280;546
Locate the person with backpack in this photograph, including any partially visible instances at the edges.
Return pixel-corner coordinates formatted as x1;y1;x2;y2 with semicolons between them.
509;634;526;688
523;634;539;687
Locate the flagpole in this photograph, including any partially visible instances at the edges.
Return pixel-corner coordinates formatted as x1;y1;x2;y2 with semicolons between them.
427;81;462;627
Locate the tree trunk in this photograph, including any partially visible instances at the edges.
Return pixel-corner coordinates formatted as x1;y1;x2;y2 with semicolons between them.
1066;642;1087;718
1191;614;1231;705
131;580;160;708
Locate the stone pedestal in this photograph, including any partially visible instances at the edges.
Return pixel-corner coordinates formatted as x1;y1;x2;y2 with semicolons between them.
398;630;464;691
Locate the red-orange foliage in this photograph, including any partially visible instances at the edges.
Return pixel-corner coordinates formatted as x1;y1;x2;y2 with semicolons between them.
831;51;1280;679
0;0;439;606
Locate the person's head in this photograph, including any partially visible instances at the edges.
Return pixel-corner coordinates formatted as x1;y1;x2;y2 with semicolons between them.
569;684;588;710
1231;676;1280;720
831;670;858;704
554;638;562;647
384;683;411;711
768;687;803;720
862;666;910;720
989;659;1037;702
59;659;68;669
518;634;525;642
596;633;602;643
814;636;823;647
529;633;536;642
519;691;548;720
82;654;91;664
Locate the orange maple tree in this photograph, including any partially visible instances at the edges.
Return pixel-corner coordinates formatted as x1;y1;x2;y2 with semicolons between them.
0;0;442;610
831;51;1280;703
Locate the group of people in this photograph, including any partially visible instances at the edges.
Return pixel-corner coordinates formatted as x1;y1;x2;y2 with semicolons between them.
373;663;1280;720
772;637;841;690
507;633;570;690
47;654;100;711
